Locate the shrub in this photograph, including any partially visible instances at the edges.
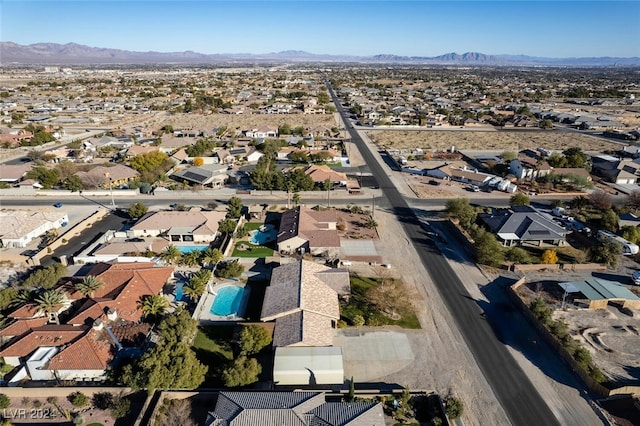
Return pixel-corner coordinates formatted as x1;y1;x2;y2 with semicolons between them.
0;394;10;409
444;395;463;419
540;249;558;265
68;391;88;407
352;314;365;327
92;392;113;410
110;397;131;420
46;396;57;404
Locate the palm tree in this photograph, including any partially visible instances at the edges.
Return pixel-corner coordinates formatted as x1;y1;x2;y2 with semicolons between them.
75;275;104;298
137;294;169;322
365;217;378;229
201;248;223;267
182;250;202;267
35;290;67;324
160;245;182;265
9;289;35;308
183;279;206;303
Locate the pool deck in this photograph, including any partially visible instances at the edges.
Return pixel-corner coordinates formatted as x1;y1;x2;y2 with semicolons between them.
194;281;250;324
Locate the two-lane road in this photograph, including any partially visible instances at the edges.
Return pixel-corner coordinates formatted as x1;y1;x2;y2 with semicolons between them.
326;77;561;426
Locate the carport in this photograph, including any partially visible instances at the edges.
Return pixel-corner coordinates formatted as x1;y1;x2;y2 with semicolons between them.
558;279;640;310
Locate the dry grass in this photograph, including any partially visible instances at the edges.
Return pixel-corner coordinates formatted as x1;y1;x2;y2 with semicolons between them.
368;130;622;153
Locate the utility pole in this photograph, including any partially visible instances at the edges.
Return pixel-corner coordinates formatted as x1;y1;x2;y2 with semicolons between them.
371;195;375;218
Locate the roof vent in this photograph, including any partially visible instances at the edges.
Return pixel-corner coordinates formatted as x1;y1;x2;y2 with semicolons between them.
107;308;117;321
92;318;104;331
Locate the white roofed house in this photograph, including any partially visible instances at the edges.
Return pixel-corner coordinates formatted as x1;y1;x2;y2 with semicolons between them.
129;209;227;243
244;126;278;139
0;210;68;248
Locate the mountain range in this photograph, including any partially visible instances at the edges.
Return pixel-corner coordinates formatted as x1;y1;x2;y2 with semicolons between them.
1;42;639;67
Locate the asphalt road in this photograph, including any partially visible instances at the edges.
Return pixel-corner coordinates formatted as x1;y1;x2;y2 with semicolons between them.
327;77;561;426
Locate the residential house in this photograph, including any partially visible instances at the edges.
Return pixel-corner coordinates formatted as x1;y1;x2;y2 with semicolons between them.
244;126;278;139
261;260;348;347
510;155;552;180
0;209;68;248
285;164;348;185
0;262;170;381
0;128;33;147
75;164;139;189
478;206;567;247
129;209;227;242
0;164;32;184
548;167;593;183
591;155;636;184
277;206;340;256
427;165;493;186
205;392;384;426
170;164;229;188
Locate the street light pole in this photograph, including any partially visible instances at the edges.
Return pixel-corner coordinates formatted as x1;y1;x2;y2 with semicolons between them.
108;177;115;210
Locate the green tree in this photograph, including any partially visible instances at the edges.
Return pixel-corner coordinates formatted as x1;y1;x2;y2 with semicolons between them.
278;123;292;135
110;396;131;420
365;217;378;229
35;290;67;324
289;150;310;163
509;193;530;206
238;325;272;356
222;356;261;387
506;247;530;264
571;196;590;209
284;168;314;191
445;198;477;229
473;229;504;267
160;245;182;265
121;339;207;391
226;196;243;219
293;192;301;206
530;298;553;327
75;275;104;298
62;175;83;192
311;151;333;163
22;263;67;289
620;225;640;244
201;248;223;266
183;274;208;303
215;260;244;278
25;166;60;189
128;202;148;220
600;209;619;232
181;250;202;267
129;151;174;183
137;294;169;322
563;147;589;169
156;307;197;344
348;376;355;402
589;238;623;267
218;219;237;235
0;394;9;409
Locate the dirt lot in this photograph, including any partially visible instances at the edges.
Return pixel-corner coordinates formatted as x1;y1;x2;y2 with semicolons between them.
368;129;622;153
555;306;640;386
137;112;336;133
336;210;379;240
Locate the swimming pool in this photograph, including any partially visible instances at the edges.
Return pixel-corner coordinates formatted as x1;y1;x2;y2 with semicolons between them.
249;225;277;245
174;281;185;302
177;245;209;254
210;285;245;316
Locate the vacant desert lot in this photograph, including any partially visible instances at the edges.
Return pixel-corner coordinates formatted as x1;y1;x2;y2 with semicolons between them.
142;112;336;132
367;129;623;153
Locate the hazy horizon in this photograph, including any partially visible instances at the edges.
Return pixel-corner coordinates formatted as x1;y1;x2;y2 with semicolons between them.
2;1;639;58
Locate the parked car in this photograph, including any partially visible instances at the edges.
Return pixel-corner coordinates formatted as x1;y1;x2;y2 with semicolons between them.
53;203;63;208
632;271;640;286
428;180;441;186
471;185;480;192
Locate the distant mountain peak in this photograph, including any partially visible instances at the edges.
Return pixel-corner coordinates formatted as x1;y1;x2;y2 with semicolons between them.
1;42;638;66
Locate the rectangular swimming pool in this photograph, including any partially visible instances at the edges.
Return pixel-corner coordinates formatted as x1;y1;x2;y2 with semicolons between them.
177;245;209;254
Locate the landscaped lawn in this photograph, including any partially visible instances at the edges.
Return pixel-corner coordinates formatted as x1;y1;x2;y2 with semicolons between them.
519;245;586;264
244;222;263;231
341;276;421;329
192;325;235;386
232;242;274;258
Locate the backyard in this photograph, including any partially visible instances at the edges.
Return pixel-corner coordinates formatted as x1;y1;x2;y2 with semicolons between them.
192;325;234;387
231;222;275;258
340;275;420;329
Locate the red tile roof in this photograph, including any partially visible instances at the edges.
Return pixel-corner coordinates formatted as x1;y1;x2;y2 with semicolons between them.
48;329;114;371
0;317;49;338
7;304;42;319
0;326;86;357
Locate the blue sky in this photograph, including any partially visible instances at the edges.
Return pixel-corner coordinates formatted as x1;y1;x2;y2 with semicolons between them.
2;1;639;57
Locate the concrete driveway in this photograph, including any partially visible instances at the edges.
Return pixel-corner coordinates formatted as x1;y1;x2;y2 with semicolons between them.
333;328;414;382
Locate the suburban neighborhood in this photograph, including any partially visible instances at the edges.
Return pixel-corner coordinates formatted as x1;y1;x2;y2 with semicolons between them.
0;52;640;426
